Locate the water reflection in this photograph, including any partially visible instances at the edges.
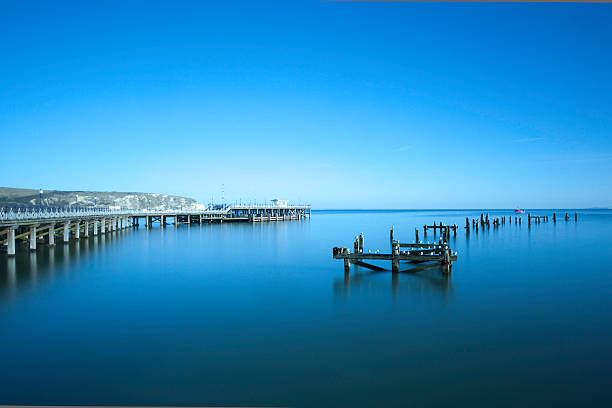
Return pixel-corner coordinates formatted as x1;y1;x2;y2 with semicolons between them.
29;251;37;284
0;230;130;299
334;263;454;299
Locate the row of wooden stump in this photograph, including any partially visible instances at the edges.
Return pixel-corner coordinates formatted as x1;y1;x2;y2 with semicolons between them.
465;212;579;232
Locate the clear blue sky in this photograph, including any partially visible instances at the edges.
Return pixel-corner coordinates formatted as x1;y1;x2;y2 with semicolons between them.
2;1;611;208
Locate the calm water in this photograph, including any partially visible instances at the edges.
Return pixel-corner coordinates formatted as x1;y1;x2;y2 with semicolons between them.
1;210;611;407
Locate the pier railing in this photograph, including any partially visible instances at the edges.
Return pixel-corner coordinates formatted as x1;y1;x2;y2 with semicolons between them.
0;204;312;221
0;207;131;221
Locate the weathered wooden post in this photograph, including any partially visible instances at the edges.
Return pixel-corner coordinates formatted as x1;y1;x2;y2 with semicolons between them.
565;212;569;221
415;228;419;242
553;213;556;222
390;227;395;250
359;233;364;254
575;212;578;222
454;224;457;236
392;258;400;273
528;213;531;226
392;241;400;273
343;248;351;274
465;217;469;231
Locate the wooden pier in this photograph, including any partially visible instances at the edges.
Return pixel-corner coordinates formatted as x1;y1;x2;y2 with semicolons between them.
333;227;458;275
0;203;311;256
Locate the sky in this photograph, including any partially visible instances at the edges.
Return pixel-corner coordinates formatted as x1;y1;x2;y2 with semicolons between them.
2;1;611;209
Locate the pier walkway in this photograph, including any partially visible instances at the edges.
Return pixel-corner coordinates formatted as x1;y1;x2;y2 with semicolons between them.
0;204;311;256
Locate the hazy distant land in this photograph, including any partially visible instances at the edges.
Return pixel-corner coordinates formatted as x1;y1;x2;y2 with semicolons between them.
0;187;204;211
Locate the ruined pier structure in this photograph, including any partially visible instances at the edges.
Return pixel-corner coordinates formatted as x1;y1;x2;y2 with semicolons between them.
333;227;458;274
464;211;579;232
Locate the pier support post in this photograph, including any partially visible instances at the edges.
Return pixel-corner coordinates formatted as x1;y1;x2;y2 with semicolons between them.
7;228;16;256
344;258;351;274
48;224;55;246
63;222;70;243
392;258;400;274
93;220;98;235
29;225;37;251
101;218;106;234
575;212;578;222
84;220;89;237
415;228;419;242
75;221;80;239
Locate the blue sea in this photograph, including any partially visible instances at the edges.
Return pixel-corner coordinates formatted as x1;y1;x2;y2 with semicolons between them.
1;209;611;407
